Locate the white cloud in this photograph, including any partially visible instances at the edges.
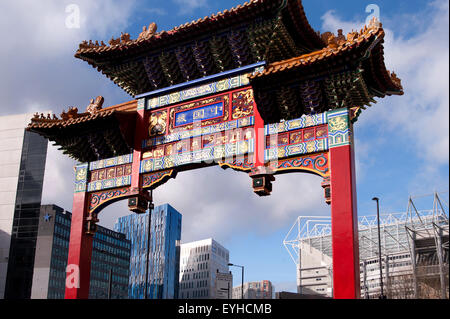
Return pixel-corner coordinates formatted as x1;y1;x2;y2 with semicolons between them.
379;3;449;164
321;0;449;183
99;166;328;244
172;0;208;15
321;10;365;35
143;8;167;16
1;0;138;220
41;143;76;209
0;1;136;55
0;0;139;228
0;0;136;117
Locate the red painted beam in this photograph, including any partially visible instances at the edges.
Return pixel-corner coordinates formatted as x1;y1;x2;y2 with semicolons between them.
329;143;360;299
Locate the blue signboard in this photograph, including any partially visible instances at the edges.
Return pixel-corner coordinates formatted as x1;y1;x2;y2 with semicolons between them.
174;102;224;127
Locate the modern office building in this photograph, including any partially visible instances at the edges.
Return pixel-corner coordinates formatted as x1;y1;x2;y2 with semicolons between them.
0;113;49;299
284;194;449;299
31;205;131;299
232;280;274;299
115;203;182;299
179;238;230;299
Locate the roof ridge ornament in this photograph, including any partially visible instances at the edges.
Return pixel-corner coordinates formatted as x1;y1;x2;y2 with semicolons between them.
320;15;383;51
79;40;106;50
110;32;132;46
138;22;158;40
31;112;58;123
120;32;131;43
56;96;104;121
79;31;134;51
87;96;105;115
346;30;359;43
321;30;346;49
60;107;81;121
368;16;382;29
388;71;403;90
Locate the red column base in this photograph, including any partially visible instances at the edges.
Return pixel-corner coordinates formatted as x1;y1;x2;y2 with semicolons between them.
330;144;360;299
65;192;93;299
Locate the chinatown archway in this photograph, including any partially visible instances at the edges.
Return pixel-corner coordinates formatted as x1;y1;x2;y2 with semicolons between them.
27;0;403;300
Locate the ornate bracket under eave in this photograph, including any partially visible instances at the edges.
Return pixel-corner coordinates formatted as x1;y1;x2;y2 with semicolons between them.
85;187;150;235
141;169;178;190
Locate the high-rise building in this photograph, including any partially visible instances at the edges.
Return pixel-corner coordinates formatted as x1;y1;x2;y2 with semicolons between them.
179;238;230;299
0;113;49;299
31;205;131;299
232;280;274;299
115;203;182;299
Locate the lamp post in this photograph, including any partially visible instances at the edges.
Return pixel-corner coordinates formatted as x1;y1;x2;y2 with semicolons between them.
228;263;244;299
108;268;113;299
372;197;386;299
144;190;154;300
99;248;113;299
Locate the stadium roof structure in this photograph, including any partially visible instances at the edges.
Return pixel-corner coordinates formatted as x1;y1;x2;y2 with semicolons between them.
284;193;449;263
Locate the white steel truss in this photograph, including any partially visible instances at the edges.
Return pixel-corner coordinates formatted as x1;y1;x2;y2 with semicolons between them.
283;192;449;298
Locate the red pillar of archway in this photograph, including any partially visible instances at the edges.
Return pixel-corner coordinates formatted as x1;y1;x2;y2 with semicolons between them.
328;109;361;299
131;104;148;189
65;189;93;299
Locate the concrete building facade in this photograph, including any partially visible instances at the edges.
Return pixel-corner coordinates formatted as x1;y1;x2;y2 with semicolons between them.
31;205;131;299
179;238;229;299
232;280;274;299
0;113;48;299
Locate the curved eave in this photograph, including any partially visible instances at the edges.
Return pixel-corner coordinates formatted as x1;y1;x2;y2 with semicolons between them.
27;100;137;130
249;27;403;96
74;0;281;63
75;0;324;62
283;0;325;50
27;108;137;163
362;39;404;97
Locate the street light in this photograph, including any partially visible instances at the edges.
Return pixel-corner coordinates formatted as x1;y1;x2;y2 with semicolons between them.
99;249;114;299
228;263;244;299
144;190;154;300
372;197;386;299
108;269;113;299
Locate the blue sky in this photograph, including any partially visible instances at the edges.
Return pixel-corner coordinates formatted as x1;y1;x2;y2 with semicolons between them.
0;0;448;293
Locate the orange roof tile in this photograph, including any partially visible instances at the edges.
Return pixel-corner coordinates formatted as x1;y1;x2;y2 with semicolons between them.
28;100;137;130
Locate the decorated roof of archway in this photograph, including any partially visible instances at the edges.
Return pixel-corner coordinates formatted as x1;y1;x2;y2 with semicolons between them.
28;0;403;163
249;19;404;122
28;99;137;163
74;0;326;97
